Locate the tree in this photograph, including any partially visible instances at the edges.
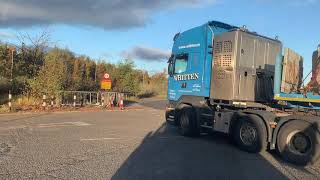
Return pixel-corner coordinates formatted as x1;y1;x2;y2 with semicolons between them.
0;38;168;103
28;49;67;98
0;44;11;94
16;28;53;78
71;58;82;90
113;59;140;94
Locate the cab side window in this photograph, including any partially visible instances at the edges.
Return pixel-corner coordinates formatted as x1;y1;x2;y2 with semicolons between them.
174;54;188;74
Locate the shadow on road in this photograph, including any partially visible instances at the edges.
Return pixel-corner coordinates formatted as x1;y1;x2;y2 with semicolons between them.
111;123;290;180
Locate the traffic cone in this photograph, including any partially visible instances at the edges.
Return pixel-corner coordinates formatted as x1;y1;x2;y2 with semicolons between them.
119;97;124;110
110;97;114;107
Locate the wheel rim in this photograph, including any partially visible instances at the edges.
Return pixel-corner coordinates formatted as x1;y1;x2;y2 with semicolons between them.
240;122;257;146
287;131;312;155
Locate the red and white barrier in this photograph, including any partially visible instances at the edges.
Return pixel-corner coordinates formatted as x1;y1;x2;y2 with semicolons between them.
118;93;124;110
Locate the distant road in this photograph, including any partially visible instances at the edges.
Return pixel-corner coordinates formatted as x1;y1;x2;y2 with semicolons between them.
138;98;167;110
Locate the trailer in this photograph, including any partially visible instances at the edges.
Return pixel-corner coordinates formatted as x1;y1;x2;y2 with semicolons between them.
166;21;320;166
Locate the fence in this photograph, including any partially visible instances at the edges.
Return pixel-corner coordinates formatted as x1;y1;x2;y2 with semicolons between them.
0;91;136;111
58;91;134;107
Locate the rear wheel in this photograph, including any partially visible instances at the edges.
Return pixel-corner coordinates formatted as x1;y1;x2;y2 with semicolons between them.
277;120;320;166
179;106;199;136
233;115;267;153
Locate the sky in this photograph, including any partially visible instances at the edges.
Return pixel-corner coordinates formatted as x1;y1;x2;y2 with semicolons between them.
0;0;319;77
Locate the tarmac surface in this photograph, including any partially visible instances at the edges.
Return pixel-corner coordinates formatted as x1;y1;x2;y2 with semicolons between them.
0;98;319;180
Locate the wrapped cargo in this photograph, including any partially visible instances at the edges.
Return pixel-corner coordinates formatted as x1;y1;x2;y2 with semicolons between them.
280;48;303;93
307;47;320;94
312;47;320;83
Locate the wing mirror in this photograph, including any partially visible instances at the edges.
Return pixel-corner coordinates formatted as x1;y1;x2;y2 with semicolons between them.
168;54;174;77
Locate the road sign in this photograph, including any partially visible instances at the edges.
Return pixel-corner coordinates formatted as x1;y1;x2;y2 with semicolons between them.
101;80;111;90
104;73;110;80
101;73;112;90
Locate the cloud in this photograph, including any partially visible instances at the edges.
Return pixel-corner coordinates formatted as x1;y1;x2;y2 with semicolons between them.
0;0;216;29
0;31;16;39
122;46;171;62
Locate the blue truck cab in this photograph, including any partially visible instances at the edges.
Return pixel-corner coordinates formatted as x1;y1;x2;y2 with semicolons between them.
167;21;236;101
166;21;320;166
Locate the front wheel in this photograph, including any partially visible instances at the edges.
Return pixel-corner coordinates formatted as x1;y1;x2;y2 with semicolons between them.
179;106;199;136
233;115;267;153
277;120;320;166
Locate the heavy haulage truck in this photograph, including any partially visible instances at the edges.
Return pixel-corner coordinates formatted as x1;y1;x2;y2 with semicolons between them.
165;21;320;166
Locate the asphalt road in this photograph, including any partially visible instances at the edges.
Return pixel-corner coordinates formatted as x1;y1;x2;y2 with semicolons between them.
0;99;319;180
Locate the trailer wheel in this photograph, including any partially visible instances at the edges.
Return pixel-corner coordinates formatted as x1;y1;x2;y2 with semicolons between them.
179;106;199;136
233;115;267;153
277;120;320;166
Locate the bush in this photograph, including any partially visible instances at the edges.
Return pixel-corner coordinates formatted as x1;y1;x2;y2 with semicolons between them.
0;77;9;94
14;96;41;107
137;72;167;99
0;105;9;113
0;93;8;105
28;52;65;98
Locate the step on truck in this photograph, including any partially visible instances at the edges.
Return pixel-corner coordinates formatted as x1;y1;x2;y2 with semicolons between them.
165;21;320;166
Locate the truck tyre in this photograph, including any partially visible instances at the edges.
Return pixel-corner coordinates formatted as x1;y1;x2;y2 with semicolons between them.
277;120;320;166
179;106;199;136
233;115;267;153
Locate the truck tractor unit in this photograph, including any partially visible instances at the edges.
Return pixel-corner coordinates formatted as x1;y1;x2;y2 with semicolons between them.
166;21;320;166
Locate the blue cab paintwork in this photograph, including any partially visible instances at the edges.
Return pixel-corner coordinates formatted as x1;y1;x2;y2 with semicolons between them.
167;21;235;101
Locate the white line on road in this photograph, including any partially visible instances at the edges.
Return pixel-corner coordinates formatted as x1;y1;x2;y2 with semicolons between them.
0;125;27;130
38;121;91;128
80;134;186;142
80;137;121;141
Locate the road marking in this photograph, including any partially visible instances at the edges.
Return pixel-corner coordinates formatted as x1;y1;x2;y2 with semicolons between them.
80;137;121;141
38;121;91;128
80;136;183;142
0;125;27;130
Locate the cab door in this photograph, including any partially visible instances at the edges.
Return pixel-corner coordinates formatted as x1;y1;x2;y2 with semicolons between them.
167;53;202;101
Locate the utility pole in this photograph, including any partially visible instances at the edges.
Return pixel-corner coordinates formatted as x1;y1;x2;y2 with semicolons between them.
8;46;15;112
142;64;146;88
142;70;145;88
10;48;14;83
95;62;97;83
